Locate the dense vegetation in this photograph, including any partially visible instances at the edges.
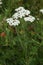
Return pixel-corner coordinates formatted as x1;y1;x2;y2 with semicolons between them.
0;0;43;65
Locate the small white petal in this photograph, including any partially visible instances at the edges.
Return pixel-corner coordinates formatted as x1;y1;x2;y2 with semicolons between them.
40;9;43;14
37;18;39;20
0;2;2;4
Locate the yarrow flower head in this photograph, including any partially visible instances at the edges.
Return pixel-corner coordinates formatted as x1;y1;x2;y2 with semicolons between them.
13;6;30;19
6;18;20;26
6;6;35;27
40;9;43;14
24;15;35;22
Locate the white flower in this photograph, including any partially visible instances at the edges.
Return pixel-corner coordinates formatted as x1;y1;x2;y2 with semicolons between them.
18;10;25;18
17;9;30;17
40;9;43;14
24;15;35;22
0;1;2;4
12;7;31;19
6;18;14;24
6;6;36;27
6;18;14;26
25;10;30;16
6;18;20;26
0;0;2;5
15;7;25;12
12;13;19;19
12;10;25;19
12;19;20;26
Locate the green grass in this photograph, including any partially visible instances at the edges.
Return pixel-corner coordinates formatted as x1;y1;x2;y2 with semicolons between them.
0;0;43;65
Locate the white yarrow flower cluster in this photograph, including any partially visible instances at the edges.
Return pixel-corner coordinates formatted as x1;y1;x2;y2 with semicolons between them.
6;6;35;27
12;7;30;19
6;18;20;26
24;15;35;22
40;9;43;14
